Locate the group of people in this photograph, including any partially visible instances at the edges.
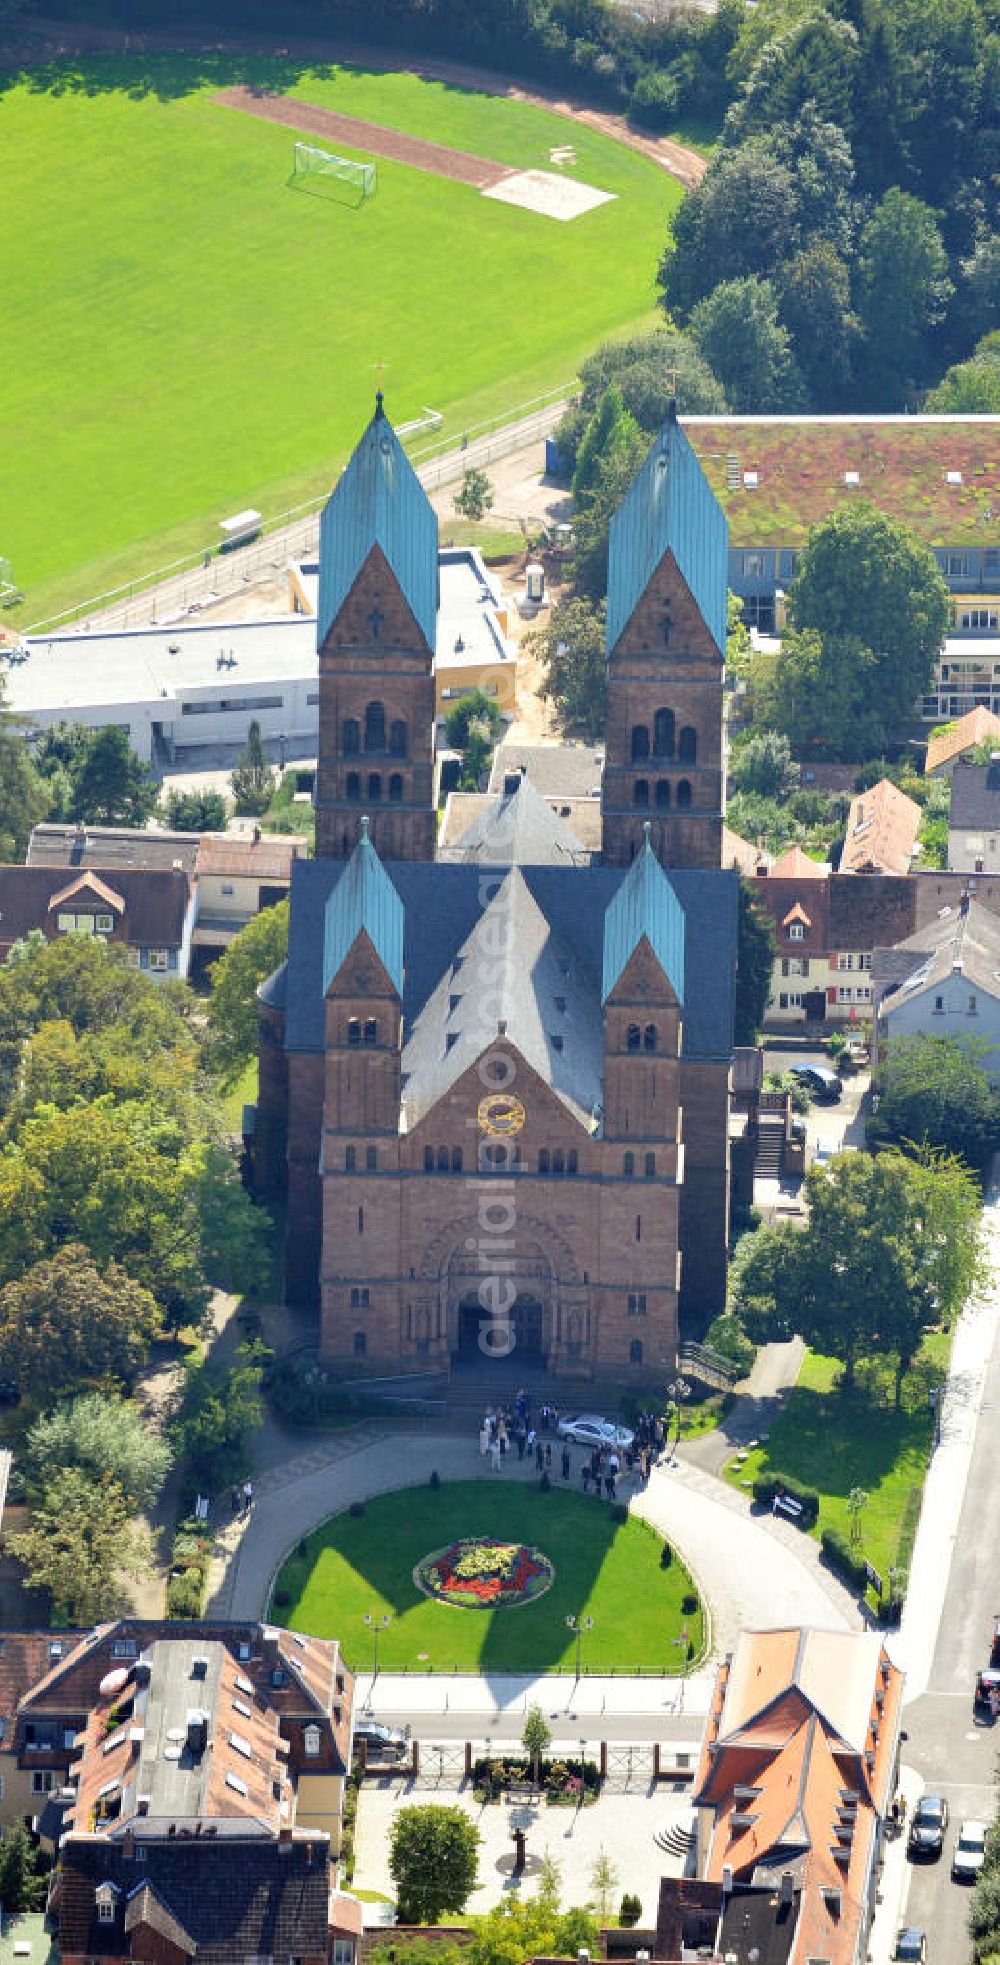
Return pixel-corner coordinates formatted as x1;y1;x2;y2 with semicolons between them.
476;1393;666;1496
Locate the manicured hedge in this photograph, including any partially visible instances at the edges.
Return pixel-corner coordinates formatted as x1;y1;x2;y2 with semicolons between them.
753;1471;820;1527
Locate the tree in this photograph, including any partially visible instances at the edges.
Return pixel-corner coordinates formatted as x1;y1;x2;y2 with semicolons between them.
847;1485;867;1550
526;596;607;738
755;627;888;759
469;1891;598;1965
69;725;158;826
879;1032;1000;1169
570;424;648;602
855;189;953;405
389;1805;481;1925
173;1345;265;1493
589;1847;620;1920
690;277;804;412
8;1468;150;1624
0;1822;47;1911
444;690;503;751
230;720;276;817
206;899;289;1081
0;678;50;860
925;331;1000;412
453;468;494;523
776;241;859;404
0;1245;160;1399
163;787;229;831
722;13;860;150
23;1392;172;1510
734;880;776;1045
0;933;194;1116
659;142;801;319
572;383;639;505
731;732;798;799
522;1703;552;1783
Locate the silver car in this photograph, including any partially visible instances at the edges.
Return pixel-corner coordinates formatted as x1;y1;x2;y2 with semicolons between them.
952;1820;987;1881
556;1413;634;1450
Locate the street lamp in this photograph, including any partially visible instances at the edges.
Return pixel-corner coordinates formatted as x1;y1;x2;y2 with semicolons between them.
666;1376;691;1454
566;1613;595;1683
363;1611;392;1689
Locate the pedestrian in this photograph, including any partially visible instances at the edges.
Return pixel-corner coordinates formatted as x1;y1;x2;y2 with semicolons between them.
582;1465;591;1493
516;1429;525;1462
545;1443;552;1469
499;1430;507;1458
242;1478;253;1514
479;1423;490;1457
526;1426;536;1454
605;1473;615;1501
561;1445;571;1480
491;1439;501;1472
535;1440;544;1472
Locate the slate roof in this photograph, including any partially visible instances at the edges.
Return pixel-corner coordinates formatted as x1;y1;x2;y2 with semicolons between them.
283;856;737;1069
54;1832;330;1965
487;743;606;798
438;790;601;856
0;867;191;950
925;705;1000;776
323;822;405;997
950;758;1000;828
874;897;1000;1011
27;825;200;874
317;396;438;651
437;776;591;865
602;829;685;1005
607;406;728;657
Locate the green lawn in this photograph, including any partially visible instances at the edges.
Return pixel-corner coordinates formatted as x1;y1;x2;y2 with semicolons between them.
1;53;679;628
271;1480;703;1673
723;1333;953;1588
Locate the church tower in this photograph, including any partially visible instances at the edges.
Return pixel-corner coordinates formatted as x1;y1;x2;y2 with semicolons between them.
314;397;438;863
601;406;727;870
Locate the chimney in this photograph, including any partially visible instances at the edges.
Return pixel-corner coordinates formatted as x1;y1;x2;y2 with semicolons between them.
186;1708;208;1756
279;1825;293;1845
779;1872;794;1909
122;1829;134;1860
721;1865;733;1897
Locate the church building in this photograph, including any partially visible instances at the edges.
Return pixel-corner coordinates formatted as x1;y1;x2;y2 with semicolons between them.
256;398;738;1386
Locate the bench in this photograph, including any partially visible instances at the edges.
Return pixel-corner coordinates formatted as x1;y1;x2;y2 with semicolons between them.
194;1494;210;1522
772;1494;803;1520
505;1784;541;1803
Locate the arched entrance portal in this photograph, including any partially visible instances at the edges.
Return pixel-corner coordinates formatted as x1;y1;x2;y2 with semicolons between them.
457;1292;546;1366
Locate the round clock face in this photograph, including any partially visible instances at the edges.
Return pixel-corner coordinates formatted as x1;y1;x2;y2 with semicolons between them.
477;1093;526;1137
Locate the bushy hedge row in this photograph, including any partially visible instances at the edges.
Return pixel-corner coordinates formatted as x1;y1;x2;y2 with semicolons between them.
753;1471;819;1527
166;1517;212;1618
471;1754;600;1804
820;1528;904;1622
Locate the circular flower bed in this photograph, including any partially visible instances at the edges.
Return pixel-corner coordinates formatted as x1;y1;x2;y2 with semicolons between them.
415;1537;554;1608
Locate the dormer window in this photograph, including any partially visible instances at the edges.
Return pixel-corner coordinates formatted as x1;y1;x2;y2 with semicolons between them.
96;1886;118;1924
303;1724;321;1757
788;923;804;942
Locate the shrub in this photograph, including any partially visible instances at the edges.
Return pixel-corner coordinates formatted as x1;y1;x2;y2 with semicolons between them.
166;1515;211;1619
681;1591;698;1615
429;1469;441;1490
820;1526;868;1592
619;1893;642;1928
752;1471;820;1527
166;1569;205;1618
704;1310;756;1378
659;1542;673;1568
272;1587;291;1608
611;1501;628;1523
349;1500;365;1517
538;1470;551;1493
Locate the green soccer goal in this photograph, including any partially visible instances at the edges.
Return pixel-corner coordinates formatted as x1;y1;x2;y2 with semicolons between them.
292;141;376;204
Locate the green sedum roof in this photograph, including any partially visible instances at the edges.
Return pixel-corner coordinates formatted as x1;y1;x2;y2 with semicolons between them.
607;405;728;657
602;826;686;1005
317;396;438;650
323;819;405;997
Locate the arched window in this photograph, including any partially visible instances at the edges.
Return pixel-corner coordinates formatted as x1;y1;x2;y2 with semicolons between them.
358;1206;364;1234
552;1149;565;1176
483;1140;518;1173
634;779;649;808
567;1150;578;1175
347;1018;361;1046
653;707;675;757
644;1023;657;1051
644;1151;656;1178
451;1147;463;1173
635;1213;642;1241
389;773;403;802
364;1018;377;1045
437;1147;449;1171
538;1149;550;1174
389;719;407;758
366;1146;377;1172
368;772;382;801
345;1146;356;1171
676;779;692;808
343;717;360;755
631;725;649;761
423;1145;434;1171
623;1151;634;1178
679;725;697;762
353;1331;367;1357
629;1339;643;1367
365;701;386;752
346;772;361;802
627;1024;640;1052
656;779;670;809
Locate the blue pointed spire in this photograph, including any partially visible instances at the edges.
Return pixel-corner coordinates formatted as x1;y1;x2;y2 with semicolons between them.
324;822;404;997
606;406;727;657
602;827;685;1004
317;399;438;650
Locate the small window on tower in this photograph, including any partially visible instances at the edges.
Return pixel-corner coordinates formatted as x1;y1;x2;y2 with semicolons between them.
347;1018;361;1046
364;1019;377;1045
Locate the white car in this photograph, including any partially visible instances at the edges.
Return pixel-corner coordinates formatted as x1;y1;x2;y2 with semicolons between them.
952;1820;987;1881
556;1413;634;1450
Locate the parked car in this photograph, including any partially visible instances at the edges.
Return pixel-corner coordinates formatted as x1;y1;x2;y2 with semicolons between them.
908;1795;949;1858
556;1414;635;1451
789;1062;843;1104
353;1717;410;1762
952;1821;987;1880
974;1667;1000;1714
894;1929;927;1962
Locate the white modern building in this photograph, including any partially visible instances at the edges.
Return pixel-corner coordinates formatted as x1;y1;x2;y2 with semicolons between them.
872;895;1000;1081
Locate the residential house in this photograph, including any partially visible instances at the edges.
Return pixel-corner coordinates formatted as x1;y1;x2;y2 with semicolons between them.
840;779;921;877
688;1626;904;1965
0;866;195;977
872;895;1000;1083
948;757;1000;871
922;641;1000;724
753;852;831;1023
924;705;1000;777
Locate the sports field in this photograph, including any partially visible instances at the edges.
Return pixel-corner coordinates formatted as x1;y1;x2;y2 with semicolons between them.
1;54;681;626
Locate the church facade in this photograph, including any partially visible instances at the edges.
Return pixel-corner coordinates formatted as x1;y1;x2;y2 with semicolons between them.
257;399;738;1386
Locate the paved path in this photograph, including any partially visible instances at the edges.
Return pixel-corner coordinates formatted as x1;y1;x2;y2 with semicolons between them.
677;1337;805;1478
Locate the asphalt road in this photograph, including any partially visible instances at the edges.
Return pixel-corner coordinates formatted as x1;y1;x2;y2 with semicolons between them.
367;1706;707;1747
898;1204;1000;1963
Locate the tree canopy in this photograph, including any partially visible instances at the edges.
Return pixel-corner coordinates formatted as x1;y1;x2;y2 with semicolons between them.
0;679;50;861
230;720;276;817
690;276;804;411
878;1032;1000;1170
0;1244;161;1397
7;1468;150;1625
22;1391;172;1511
389;1805;481;1925
734;880;777;1045
526;596;608;739
207;899;289;1081
34;722;158;827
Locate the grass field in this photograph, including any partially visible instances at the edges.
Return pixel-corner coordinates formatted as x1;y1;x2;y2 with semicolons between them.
1;53;681;628
270;1480;703;1674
